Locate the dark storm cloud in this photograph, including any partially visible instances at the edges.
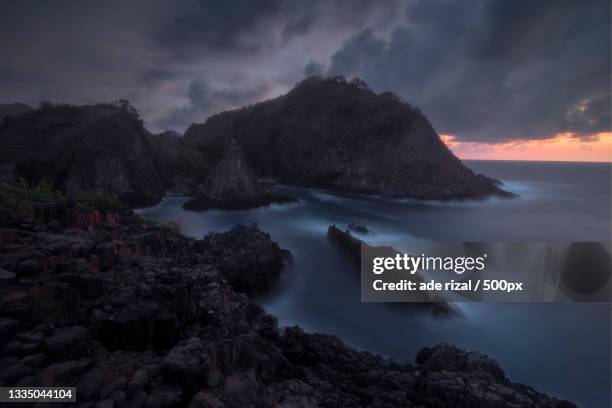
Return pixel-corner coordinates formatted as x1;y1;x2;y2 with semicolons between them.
304;61;325;77
157;79;272;130
325;0;611;142
0;1;173;112
159;0;400;58
154;0;401;129
158;0;283;56
0;0;608;141
189;79;271;110
328;29;386;77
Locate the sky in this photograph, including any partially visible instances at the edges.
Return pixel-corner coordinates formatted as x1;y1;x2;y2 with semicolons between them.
0;0;610;162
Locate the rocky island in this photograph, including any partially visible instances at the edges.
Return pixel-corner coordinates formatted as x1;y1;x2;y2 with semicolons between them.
184;77;511;201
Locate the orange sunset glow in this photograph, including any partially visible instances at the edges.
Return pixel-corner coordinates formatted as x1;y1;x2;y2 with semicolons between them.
441;132;612;163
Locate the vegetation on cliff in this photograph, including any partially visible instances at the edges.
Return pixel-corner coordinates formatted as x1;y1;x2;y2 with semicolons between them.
0;77;514;210
185;76;512;200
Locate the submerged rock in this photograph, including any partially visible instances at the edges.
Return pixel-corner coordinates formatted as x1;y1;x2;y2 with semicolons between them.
327;224;459;316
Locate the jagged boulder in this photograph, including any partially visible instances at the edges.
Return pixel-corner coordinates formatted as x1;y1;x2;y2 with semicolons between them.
188;142;266;209
199;224;291;296
43;326;90;358
416;343;506;382
163;337;209;393
182;139;297;211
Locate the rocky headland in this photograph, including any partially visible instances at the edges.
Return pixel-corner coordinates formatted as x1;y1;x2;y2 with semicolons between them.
184;76;512;201
0;202;576;408
1;77;513;213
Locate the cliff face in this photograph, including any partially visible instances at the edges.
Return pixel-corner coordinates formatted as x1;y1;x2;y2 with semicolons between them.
0;102;291;210
147;131;206;195
0;103;165;206
184;76;510;200
181;141;285;210
197;142;263;202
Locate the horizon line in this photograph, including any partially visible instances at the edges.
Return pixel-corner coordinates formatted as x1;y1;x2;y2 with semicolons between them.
462;158;612;164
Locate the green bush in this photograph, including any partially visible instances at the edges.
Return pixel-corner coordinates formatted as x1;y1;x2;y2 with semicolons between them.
0;180;126;215
0;179;65;215
76;190;122;211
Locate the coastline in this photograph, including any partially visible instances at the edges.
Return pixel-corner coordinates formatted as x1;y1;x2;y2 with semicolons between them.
0;202;579;407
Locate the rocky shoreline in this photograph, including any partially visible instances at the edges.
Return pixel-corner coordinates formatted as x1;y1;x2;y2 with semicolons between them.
0;78;513;211
0;203;576;408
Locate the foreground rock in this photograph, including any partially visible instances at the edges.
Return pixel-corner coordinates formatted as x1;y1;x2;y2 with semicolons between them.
199;224;292;296
185;76;513;201
0;202;575;408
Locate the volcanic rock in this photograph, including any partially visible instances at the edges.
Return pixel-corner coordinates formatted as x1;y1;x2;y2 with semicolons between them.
0;201;575;408
199;224;291;296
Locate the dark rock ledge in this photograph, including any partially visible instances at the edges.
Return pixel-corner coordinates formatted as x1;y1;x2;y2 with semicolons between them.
327;225;459;317
0;202;576;408
183;193;298;212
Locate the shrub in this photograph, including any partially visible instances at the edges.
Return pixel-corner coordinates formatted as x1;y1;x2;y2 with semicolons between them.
76;190;122;211
0;178;65;215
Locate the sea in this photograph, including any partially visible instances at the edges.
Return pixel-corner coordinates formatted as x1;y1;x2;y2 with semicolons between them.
136;160;611;408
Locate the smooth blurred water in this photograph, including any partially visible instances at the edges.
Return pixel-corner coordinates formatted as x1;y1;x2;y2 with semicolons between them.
137;160;611;408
